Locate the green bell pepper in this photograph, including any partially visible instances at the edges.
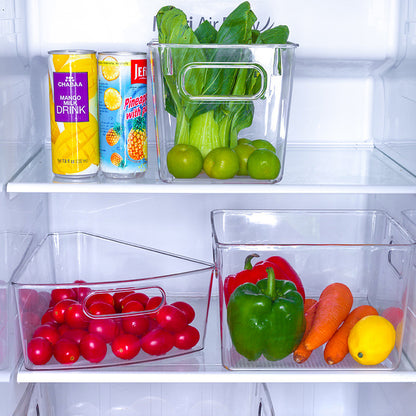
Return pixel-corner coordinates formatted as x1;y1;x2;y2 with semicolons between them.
227;267;305;361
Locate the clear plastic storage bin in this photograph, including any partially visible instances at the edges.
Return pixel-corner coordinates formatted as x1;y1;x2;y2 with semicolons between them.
148;41;297;183
211;209;415;370
12;232;214;370
13;383;274;416
0;232;32;372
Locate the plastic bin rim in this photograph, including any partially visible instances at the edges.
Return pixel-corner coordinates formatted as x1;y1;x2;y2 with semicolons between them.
148;39;299;49
10;231;214;286
210;208;416;247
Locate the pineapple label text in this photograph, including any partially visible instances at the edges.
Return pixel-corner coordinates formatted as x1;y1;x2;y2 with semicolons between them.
124;94;147;120
53;72;89;123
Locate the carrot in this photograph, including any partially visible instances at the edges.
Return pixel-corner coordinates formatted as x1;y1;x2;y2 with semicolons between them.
324;304;378;365
293;299;318;363
304;282;353;351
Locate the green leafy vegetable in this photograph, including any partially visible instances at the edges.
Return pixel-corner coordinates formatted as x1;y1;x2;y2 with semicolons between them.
155;1;290;157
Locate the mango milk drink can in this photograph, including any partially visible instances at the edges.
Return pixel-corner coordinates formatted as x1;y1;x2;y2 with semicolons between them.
48;50;99;178
98;52;147;178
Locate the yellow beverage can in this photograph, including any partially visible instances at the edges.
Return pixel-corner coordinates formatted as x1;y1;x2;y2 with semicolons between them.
48;50;99;178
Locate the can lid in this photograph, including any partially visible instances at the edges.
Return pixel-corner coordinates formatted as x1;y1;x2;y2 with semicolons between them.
98;51;147;57
48;49;96;55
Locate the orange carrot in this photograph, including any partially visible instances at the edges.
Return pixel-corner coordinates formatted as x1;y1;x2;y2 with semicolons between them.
324;304;378;365
304;283;353;351
293;299;318;363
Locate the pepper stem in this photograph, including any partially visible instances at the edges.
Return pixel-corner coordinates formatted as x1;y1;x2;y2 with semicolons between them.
266;267;276;300
244;253;260;270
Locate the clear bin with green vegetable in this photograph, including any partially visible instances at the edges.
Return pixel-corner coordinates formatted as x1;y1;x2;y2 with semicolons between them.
148;2;298;183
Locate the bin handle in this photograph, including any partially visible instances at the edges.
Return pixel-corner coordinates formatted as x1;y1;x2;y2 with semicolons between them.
178;62;267;101
82;286;166;319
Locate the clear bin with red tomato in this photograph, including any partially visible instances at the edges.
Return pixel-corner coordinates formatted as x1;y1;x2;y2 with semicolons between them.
211;209;415;371
0;232;32;373
12;232;214;370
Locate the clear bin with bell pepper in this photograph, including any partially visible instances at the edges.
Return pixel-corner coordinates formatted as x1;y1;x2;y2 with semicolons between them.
211;209;415;371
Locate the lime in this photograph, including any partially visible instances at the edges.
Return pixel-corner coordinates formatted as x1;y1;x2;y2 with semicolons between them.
237;138;252;146
203;147;239;179
251;139;276;153
167;144;203;178
348;315;396;366
233;143;256;176
247;149;281;180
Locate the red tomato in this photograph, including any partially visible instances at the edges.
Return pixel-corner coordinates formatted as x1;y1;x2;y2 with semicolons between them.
85;293;114;309
156;305;188;333
122;300;144;313
19;289;39;312
120;292;149;309
60;328;88;345
52;299;76;324
80;333;107;363
57;323;70;336
53;338;80;364
73;281;92;304
27;337;53;365
145;296;163;319
89;318;119;343
33;324;60;345
51;288;77;305
41;308;57;325
122;315;149;337
111;334;141;360
141;328;174;356
65;303;90;329
174;325;200;350
88;301;116;316
171;301;195;324
113;290;135;312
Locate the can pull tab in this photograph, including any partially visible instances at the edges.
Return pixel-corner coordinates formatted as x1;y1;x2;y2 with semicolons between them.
178;62;267;101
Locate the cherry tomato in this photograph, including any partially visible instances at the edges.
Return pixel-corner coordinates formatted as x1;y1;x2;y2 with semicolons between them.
174;325;200;350
113;290;135;312
53;338;80;364
111;334;141;360
65;303;89;329
120;292;149;309
27;337;52;365
51;288;77;305
52;299;76;324
122;300;144;313
156;305;188;333
33;324;60;345
57;323;70;336
41;308;57;325
89;318;119;343
145;296;163;319
85;293;114;309
80;333;107;363
171;301;195;324
73;280;92;304
141;328;174;356
60;328;88;345
122;315;149;337
19;289;39;312
88;301;116;316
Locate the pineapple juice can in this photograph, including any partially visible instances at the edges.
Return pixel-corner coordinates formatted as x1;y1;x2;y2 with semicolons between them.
48;50;99;178
98;52;147;178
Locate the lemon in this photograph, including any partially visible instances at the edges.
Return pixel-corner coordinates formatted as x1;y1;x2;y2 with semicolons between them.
348;315;396;365
101;56;120;81
104;87;122;111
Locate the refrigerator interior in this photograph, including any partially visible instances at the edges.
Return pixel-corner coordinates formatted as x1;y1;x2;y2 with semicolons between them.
1;0;416;414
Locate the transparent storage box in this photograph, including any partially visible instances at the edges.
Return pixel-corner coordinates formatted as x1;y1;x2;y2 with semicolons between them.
0;232;32;372
401;210;416;369
13;383;274;416
211;209;416;370
12;232;214;370
148;41;297;183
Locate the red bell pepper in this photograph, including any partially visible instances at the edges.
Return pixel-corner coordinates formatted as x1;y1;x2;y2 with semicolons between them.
223;254;305;304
